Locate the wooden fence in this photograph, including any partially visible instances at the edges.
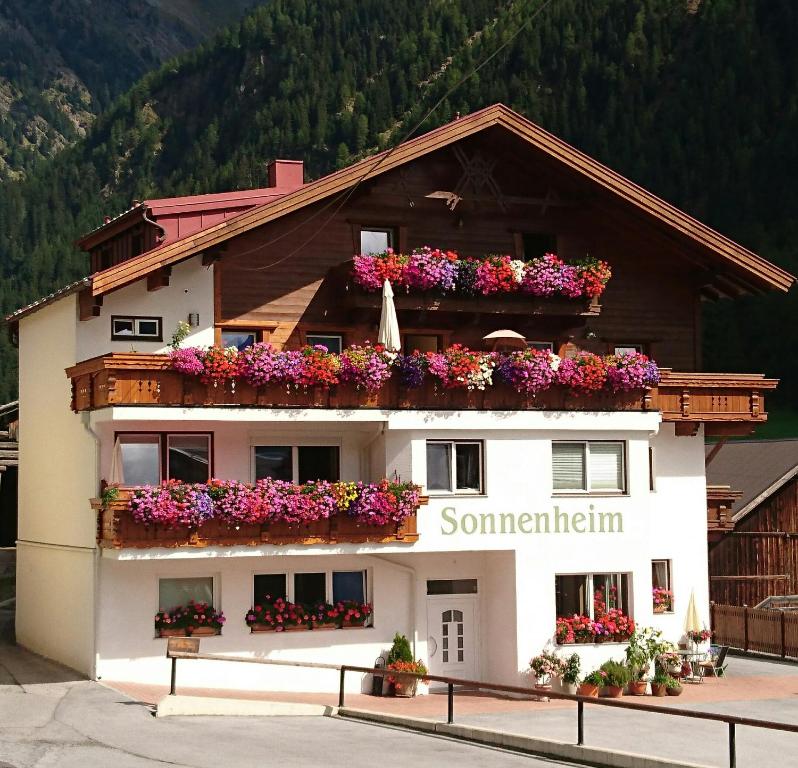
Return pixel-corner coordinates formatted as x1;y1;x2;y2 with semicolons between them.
711;602;798;659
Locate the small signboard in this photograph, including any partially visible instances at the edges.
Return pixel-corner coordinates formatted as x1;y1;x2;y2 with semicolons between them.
166;637;200;657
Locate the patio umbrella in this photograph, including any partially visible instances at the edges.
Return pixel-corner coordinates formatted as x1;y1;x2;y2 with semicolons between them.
684;589;703;635
377;279;401;352
482;329;526;352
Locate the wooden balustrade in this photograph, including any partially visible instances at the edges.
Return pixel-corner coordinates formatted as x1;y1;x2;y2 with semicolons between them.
93;489;424;549
711;602;798;659
66;354;776;431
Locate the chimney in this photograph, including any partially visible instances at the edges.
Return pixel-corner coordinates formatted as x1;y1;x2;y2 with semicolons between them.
267;159;304;190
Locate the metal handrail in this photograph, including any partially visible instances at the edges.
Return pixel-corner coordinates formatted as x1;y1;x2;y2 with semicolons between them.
166;644;798;768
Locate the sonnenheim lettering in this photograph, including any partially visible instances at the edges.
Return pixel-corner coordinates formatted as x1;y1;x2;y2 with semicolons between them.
440;505;623;536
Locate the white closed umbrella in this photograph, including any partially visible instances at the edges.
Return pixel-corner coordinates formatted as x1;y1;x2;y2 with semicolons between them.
684;590;702;635
377;279;401;352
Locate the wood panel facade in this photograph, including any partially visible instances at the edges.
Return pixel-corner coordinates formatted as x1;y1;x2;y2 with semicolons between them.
709;475;798;606
218;130;703;370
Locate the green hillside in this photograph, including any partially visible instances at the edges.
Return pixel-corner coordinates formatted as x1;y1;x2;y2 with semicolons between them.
1;0;796;419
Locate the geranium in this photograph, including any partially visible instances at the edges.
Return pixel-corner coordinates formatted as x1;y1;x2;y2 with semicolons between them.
404;247;458;292
346;479;421;526
605;351;660;392
386;659;428;690
169;346;205;377
494;349;559;395
201;345;240;386
292;345;341;389
239;342;280;387
427;344;495;390
246;596;307;630
556;614;598;644
475;254;516;295
576;257;612;298
211;480;269;526
130;481;214;529
529;651;564;681
156;601;224;634
395;351;428;388
352;249;408;291
687;629;712;644
653;588;673;612
339;343;393;392
521;253;569;296
595;608;635;641
555;353;607;394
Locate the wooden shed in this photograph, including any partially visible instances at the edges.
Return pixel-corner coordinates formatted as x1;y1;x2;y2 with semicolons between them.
707;439;798;606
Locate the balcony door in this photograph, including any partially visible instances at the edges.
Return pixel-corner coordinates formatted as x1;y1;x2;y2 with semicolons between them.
426;593;478;683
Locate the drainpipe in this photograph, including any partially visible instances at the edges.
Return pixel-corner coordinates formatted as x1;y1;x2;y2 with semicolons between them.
365;554;418;658
80;411;101;680
140;205;166;244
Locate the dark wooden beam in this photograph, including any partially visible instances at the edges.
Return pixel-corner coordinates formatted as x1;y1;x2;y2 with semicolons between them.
202;246;226;267
705;437;728;466
78;288;103;320
704;423;757;438
147;266;172;291
674;422;700;437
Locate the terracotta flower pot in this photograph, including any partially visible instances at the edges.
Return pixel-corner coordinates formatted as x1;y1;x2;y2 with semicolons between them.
189;626;219;636
666;684;683;697
650;683;668;697
577;683;599;697
249;623;276;632
158;627;187;638
601;685;623;698
627;680;648;696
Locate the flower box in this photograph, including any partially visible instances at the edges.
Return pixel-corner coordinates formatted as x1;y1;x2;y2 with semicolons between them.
189;626;220;637
158;628;187;638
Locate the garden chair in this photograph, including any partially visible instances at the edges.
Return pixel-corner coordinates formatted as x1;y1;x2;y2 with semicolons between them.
699;645;729;677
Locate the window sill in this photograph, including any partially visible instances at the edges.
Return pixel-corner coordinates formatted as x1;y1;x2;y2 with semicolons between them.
427;492;487;498
552;492;628;498
249;624;373;634
653;610;675;616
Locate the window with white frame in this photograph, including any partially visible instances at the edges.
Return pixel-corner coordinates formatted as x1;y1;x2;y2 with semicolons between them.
221;329;258;350
115;433;211;485
306;333;343;354
614;344;643;356
158;576;215;611
253;569;369;607
426;440;483;494
527;340;554;352
359;227;394;255
111;315;162;341
652;560;673;612
253;445;340;483
552;441;625;494
555;573;631;618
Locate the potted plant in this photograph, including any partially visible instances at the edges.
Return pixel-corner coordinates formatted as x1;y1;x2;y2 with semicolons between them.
666;677;683;696
650;671;673;696
155;605;189;637
245;596;309;632
652;588;673;613
559;653;581;695
624;627;662;695
599;660;629;698
387;659;427;697
687;628;712;650
184;601;225;636
529;651;564;687
655;649;683;677
578;670;604;697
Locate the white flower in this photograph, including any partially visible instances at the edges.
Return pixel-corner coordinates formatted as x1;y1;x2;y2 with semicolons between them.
549;353;561;372
510;259;526;283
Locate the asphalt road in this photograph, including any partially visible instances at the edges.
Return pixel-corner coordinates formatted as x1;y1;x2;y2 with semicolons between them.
0;629;575;768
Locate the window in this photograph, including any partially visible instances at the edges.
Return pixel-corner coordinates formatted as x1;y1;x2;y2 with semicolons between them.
614;344;643;356
306;334;343;354
116;433;212;485
426;579;478;595
527;341;554;352
522;232;557;260
555;573;631;618
253;573;287;603
333;571;366;603
111;315;162;342
552;441;625;494
253;569;369;606
360;227;394;255
253;445;340;483
222;329;257;350
426;441;483;494
158;577;214;611
167;435;211;484
652;560;673;612
404;334;440;353
294;572;326;605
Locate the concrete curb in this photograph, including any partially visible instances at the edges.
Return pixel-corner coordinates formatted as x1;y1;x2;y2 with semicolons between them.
156;695;337;718
337;708;712;768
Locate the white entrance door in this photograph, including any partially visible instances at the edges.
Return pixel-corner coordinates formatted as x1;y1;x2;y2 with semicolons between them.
427;596;478;682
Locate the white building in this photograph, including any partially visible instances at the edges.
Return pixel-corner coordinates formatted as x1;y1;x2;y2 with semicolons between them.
9;105;791;693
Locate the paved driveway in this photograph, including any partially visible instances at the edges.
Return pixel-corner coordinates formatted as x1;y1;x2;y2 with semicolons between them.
0;640;574;768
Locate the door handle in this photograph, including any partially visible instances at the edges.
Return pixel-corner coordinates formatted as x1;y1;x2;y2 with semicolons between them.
428;636;438;657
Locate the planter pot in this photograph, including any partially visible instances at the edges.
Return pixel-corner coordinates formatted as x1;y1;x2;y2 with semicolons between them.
533;683;552;702
189;626;219;636
627;680;648;696
310;624;337;631
650;683;668;697
601;686;624;698
667;664;682;676
393;676;419;698
559;681;578;696
577;683;599;697
277;624;308;632
157;628;187;638
574;638;594;645
594;635;613;644
249;623;276;632
666;685;683;697
341;620;368;629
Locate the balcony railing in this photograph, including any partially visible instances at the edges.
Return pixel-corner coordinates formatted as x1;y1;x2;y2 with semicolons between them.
93;489;424;549
67;353;776;432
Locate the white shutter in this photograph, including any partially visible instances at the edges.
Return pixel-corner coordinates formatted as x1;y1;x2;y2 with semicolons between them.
589;442;625;491
552;443;586;490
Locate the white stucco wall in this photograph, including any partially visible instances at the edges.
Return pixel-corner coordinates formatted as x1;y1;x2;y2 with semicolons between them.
75;256;214;361
16;296;98;674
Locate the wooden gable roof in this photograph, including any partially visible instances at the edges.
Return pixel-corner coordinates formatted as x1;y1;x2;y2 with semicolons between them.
89;103;794;297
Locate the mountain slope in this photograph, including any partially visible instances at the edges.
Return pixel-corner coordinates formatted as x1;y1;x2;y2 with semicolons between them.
1;0;797;410
0;0;257;179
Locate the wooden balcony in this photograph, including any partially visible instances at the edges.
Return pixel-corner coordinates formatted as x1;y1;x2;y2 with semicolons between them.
93;489;423;549
67;353;776;432
344;283;601;317
706;484;742;541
